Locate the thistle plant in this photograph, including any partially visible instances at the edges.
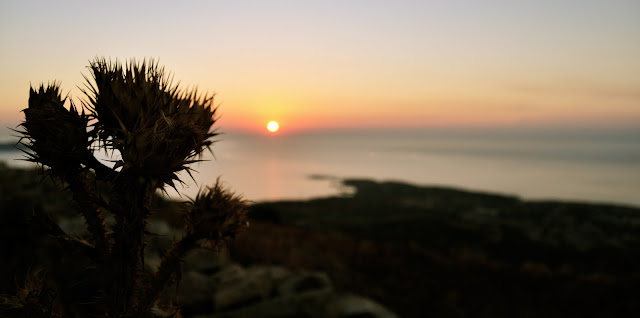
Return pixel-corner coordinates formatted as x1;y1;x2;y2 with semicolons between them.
4;58;248;317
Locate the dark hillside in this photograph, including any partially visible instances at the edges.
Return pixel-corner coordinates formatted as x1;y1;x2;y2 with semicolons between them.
2;164;640;317
239;179;640;317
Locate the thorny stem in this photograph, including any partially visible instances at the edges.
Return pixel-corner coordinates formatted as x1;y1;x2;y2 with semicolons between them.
136;234;198;315
66;170;110;255
31;211;97;259
85;153;118;182
107;173;155;317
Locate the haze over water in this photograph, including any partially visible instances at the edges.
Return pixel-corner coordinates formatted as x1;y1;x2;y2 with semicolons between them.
2;1;639;207
6;127;638;207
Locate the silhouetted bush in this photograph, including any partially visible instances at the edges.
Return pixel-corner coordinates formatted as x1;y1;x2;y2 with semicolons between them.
1;58;248;317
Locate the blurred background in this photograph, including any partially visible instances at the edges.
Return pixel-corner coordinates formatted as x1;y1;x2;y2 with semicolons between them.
1;1;640;317
1;0;639;205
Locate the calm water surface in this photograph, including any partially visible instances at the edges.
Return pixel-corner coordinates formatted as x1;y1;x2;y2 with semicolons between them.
2;128;640;206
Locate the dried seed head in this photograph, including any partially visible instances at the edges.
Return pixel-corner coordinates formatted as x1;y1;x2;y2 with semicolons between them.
19;83;90;172
83;58;217;186
187;180;249;248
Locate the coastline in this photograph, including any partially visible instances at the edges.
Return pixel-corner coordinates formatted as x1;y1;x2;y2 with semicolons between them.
2;124;640;206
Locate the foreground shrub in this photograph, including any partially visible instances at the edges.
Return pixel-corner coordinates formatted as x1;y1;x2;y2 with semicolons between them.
1;58;248;317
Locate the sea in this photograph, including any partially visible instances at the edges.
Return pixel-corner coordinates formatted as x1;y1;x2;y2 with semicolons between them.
2;127;640;207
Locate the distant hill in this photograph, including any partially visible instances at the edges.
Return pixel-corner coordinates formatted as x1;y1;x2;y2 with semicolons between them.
250;179;640;262
239;179;640;317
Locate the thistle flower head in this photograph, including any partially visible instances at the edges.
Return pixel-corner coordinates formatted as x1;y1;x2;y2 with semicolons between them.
19;83;90;173
187;180;249;248
82;58;217;187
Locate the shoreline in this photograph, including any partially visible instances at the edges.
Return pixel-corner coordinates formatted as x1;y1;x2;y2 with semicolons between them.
1;159;639;209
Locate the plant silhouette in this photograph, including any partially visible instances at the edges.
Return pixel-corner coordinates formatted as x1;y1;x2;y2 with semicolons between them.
2;58;248;317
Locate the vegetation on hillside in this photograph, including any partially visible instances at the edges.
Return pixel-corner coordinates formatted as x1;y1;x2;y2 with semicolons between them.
238;179;640;317
2;164;640;317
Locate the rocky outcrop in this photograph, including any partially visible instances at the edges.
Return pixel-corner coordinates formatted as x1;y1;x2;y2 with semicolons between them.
48;214;397;318
174;250;398;318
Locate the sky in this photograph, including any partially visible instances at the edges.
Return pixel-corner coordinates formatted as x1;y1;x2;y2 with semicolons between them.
1;0;639;135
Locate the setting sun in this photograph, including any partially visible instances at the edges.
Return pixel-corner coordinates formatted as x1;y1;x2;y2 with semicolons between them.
267;121;280;133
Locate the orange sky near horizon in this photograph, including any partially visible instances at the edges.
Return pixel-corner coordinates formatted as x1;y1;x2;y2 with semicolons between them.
1;1;639;137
